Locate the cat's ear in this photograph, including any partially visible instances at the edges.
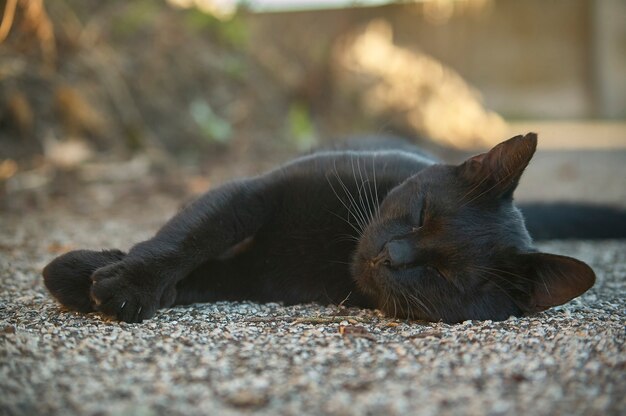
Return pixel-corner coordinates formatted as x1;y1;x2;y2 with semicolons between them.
458;133;537;199
518;252;596;313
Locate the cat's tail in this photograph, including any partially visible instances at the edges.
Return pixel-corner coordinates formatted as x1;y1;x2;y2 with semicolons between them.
42;249;126;312
519;202;626;240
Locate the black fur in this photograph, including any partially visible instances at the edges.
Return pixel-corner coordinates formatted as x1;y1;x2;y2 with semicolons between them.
42;249;126;312
43;133;612;323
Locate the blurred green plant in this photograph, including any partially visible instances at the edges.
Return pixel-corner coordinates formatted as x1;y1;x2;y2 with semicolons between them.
111;0;161;38
184;8;248;48
288;102;316;151
189;99;232;144
219;55;247;81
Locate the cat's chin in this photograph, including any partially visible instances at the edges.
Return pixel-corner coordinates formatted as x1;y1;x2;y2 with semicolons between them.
352;263;427;320
351;268;380;298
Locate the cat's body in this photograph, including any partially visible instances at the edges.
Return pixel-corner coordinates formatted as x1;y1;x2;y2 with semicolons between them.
174;149;432;307
44;134;614;323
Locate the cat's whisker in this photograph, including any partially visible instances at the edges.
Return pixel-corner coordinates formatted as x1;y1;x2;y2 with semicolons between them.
358;179;373;223
379;287;391;317
371;156;381;220
325;208;364;238
328;260;354;266
401;291;414;321
383;288;390;311
356;157;376;225
404;294;417;316
324;184;364;236
347;158;364;226
407;292;434;318
331;237;360;246
362;157;380;225
399;284;431;319
358;179;378;229
471;265;535;284
333;233;361;243
327;167;367;232
350;157;373;228
468;267;532;301
333;162;369;231
367;167;380;221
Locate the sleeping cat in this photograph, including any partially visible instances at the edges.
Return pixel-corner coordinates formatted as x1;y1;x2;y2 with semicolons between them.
43;133;602;323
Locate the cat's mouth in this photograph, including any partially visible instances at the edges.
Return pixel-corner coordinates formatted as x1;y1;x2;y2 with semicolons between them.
351;252;425;319
352;254;441;320
375;280;434;321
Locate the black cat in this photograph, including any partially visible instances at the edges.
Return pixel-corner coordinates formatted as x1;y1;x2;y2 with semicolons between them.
44;133;618;323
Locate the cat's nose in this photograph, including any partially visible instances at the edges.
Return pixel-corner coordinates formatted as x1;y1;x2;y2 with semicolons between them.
374;239;417;268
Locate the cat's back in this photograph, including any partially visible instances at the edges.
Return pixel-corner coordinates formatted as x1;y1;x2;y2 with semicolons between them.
263;145;435;214
279;147;435;183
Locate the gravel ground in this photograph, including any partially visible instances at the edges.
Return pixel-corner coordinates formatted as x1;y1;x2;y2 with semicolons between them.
1;196;625;416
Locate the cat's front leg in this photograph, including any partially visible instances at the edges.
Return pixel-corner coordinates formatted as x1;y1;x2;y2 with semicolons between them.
89;176;278;322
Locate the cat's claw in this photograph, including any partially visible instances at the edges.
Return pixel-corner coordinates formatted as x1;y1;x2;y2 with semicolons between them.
90;261;165;323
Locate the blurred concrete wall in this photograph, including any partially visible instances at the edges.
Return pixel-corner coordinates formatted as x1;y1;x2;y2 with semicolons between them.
247;0;626;120
592;0;626;119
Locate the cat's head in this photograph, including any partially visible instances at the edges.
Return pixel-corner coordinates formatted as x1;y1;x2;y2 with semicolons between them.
352;133;595;323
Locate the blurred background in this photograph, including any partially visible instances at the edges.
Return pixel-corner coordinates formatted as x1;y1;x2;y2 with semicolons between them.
1;0;625;214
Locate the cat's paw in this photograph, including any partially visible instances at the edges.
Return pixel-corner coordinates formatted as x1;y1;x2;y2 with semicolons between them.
42;249;126;312
90;260;172;323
